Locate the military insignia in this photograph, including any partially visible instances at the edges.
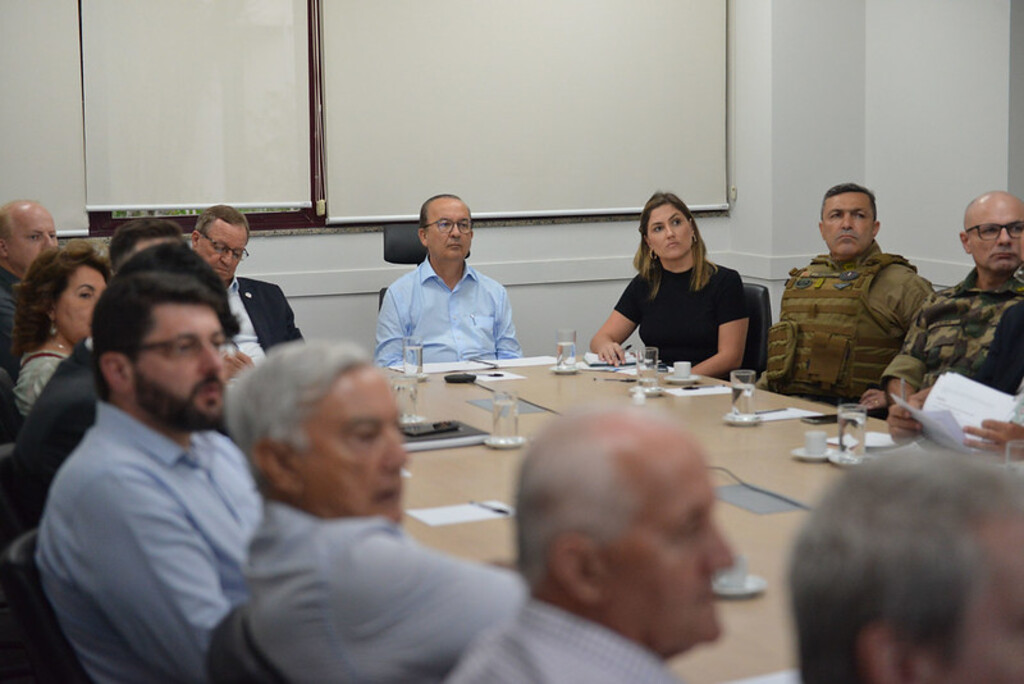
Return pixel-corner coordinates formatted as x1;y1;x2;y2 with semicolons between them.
834;282;852;290
839;271;859;281
795;278;812;289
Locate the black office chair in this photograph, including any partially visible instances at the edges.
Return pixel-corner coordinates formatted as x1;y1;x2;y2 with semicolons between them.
0;369;22;445
0;530;91;684
379;222;427;310
0;446;29;548
207;604;286;684
742;283;772;375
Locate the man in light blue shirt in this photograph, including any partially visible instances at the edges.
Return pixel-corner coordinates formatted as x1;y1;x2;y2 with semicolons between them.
36;272;262;683
375;194;522;366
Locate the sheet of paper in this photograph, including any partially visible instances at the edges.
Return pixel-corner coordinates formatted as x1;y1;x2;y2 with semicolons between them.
755;407;824;422
584;351;636;367
495;356;557;368
922;372;1016;428
891;393;970;453
665;386;732;397
405;501;514;526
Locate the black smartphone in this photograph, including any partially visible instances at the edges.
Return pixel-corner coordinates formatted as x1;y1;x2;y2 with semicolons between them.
801;414;838;425
401;421;460;437
444;373;477;384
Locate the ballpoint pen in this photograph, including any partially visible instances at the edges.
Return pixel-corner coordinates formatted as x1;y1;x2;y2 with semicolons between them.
755;408;786;415
470;501;512;516
594;377;636;383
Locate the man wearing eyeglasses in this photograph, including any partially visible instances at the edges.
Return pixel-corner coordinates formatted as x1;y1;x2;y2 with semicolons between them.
36;271;261;683
761;183;933;414
886;190;1024;438
191;204;302;376
375;193;522;366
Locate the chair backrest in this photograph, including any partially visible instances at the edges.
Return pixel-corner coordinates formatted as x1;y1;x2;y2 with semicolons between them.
742;283;772;375
0;369;22;444
0;446;29;546
207;603;286;684
0;530;92;684
383;222;427;265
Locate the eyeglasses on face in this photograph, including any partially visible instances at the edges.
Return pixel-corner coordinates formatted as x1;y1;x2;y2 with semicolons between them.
198;231;249;261
965;221;1024;241
137;333;237;359
424;219;472;235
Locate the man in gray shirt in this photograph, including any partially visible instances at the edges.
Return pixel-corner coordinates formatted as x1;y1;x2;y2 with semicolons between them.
220;340;524;683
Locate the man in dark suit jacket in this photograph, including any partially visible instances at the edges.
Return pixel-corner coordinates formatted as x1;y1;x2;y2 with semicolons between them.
960;300;1024;450
191;205;302;377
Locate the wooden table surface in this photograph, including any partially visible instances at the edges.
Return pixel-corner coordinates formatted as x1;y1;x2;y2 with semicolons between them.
397;364;887;683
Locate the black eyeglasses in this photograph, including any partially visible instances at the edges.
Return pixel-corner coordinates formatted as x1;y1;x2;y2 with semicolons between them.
424;219;472;235
198;232;249;261
965;222;1024;241
137;333;237;359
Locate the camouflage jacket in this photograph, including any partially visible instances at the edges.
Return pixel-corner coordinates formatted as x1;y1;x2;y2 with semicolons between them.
882;269;1024;390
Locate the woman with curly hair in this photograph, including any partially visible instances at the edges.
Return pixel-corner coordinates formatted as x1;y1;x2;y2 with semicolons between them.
589;191;748;378
12;240;109;415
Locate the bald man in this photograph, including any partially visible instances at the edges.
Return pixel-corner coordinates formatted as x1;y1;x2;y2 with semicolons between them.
449;407;732;682
0;200;58;380
886;191;1024;437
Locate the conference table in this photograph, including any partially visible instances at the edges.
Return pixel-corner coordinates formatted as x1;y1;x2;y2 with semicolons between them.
395;360;887;683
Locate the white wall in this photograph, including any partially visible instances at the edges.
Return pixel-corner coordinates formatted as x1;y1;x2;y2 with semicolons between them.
2;0;1017;357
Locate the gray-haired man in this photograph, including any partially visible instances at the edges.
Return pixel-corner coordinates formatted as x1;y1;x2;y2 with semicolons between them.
790;454;1024;684
449;407;733;683
219;340;523;683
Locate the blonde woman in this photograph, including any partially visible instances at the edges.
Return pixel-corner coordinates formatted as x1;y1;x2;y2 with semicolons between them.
590;191;748;378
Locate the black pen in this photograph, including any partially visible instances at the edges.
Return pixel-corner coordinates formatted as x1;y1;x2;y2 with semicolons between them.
470;501;512;516
594;377;636;383
755;408;787;415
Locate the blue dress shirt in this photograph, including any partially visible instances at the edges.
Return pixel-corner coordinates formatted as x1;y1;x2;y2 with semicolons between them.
374;259;522;366
36;402;262;684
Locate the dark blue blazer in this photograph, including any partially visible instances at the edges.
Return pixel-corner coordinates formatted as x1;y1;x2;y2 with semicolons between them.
237;277;303;351
977;300;1024;394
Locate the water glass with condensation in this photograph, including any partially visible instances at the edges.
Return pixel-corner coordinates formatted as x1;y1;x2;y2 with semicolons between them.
637;346;659;390
391;375;423;426
730;370;756;417
555;328;577;370
491;391;520;446
402;336;423;377
835;403;867;465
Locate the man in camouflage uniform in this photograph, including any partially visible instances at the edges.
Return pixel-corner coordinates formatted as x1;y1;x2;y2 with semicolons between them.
887;190;1024;437
760;183;932;411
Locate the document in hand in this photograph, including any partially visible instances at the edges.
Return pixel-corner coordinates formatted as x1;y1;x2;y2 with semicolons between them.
890;373;1016;452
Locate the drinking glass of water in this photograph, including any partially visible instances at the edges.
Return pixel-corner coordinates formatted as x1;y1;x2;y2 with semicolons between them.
834;403;867;465
729;369;756;418
555;328;577;371
637;346;659;393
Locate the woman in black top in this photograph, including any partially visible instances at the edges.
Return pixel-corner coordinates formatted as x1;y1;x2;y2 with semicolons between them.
590;191;748;378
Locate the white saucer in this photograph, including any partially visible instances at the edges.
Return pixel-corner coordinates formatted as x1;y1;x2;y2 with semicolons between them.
665;374;701;386
791;447;838;463
549;365;580;375
484;436;527;449
723;413;761;427
639;385;664;397
713;574;767;599
828;451;866;468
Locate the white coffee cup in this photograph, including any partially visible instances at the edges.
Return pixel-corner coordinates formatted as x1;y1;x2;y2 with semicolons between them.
716;554;748;589
673;361;692;378
804;430;827;456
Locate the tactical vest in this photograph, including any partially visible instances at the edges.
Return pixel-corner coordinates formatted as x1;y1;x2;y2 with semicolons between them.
763;253;915;399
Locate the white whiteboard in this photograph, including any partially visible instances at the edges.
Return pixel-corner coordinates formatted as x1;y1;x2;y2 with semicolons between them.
81;0;311;211
0;0;88;234
323;0;727;223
